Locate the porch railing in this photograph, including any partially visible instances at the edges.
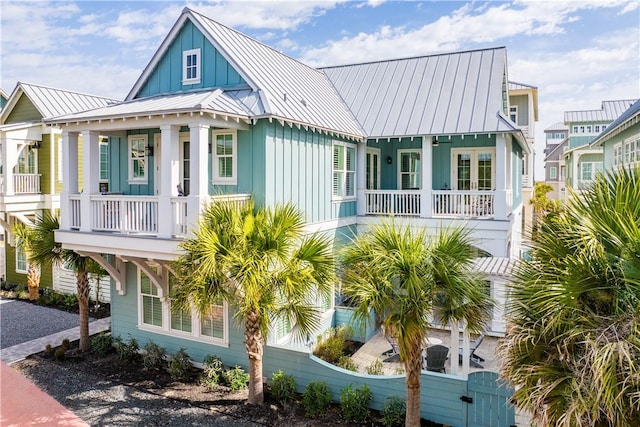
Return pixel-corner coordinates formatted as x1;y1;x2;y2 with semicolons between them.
432;191;494;218
13;174;41;194
364;190;421;216
69;195;81;229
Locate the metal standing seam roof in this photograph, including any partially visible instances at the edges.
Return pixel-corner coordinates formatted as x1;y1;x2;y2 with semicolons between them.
544;122;568;132
564;99;637;124
591;99;640;147
47;89;264;122
1;82;118;123
472;257;518;278
320;47;515;138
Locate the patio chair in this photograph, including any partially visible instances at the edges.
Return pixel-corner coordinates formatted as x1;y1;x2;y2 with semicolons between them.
423;344;449;373
458;332;485;368
381;327;400;362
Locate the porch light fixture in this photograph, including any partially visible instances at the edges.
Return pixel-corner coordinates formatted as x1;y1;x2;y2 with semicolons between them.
31;141;41;150
432;136;439;146
386;156;392;164
145;145;154;156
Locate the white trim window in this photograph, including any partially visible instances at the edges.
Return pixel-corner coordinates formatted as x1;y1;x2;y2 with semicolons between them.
212;130;237;184
57;136;63;182
16;243;28;273
99;136;110;183
550;166;557;180
128;135;147;183
580;162;603;181
509;105;518;123
137;269;228;346
332;142;356;199
182;48;201;84
398;149;422;190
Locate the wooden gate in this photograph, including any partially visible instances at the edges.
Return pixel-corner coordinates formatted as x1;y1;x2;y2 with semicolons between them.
462;371;516;427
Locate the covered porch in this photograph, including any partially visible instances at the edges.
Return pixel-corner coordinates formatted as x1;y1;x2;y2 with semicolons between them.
356;134;519;220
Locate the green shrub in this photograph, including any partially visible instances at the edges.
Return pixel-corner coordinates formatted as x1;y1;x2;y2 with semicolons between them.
313;325;354;364
61;338;71;350
393;367;405;375
337;355;358;372
200;355;225;389
168;348;192;381
62;293;77;309
270;370;296;403
44;343;54;356
54;348;65;361
381;396;406;427
302;380;331;418
90;332;112;356
366;358;384;375
113;335;140;362
142;341;167;371
223;366;249;390
340;384;372;423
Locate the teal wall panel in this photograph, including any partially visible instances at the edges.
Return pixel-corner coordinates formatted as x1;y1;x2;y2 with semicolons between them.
333;308;376;342
509;94;529;126
569;135;594;149
137;20;246;98
114;130;156;196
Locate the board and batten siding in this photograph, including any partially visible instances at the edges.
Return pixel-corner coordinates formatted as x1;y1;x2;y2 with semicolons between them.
53;266;111;303
4;94;41;124
137;20;246;98
511;137;523;208
38;133;53;195
261;120;357;224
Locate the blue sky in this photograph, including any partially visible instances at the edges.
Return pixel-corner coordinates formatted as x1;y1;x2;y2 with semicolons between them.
1;1;639;177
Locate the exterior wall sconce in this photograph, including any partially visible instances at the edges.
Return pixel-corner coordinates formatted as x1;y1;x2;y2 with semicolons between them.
145;145;154;156
386;156;392;164
432;136;440;146
32;141;41;149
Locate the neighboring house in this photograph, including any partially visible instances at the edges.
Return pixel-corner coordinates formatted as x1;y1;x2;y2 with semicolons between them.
563;99;636;198
590;99;640;171
0;88;8;112
507;81;538;243
542;122;568;200
45;7;530;362
0;82;116;301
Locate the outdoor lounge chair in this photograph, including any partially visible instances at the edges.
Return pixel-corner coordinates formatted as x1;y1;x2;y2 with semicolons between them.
423;344;449;373
381;327;400;362
458;332;485;368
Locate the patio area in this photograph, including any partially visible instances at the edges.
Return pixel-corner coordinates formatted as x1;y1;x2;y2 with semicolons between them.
351;328;501;376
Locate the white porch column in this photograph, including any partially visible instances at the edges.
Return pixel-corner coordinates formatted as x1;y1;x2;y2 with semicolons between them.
80;131;100;232
356;140;366;216
450;321;460;375
1;134;16;196
492;280;507;334
187;123;209;232
60;131;79;230
158;125;180;238
420;136;433;218
494;134;508;220
461;322;470;377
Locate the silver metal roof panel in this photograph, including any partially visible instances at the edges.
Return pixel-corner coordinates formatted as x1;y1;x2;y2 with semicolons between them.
564;99;637;123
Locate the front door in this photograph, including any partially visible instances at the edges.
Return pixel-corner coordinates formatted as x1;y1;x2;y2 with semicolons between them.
366;148;380;190
452;149;495;191
180;136;190;196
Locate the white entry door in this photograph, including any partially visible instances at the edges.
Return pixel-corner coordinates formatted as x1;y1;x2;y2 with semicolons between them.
451;148;495;191
366;148;380;190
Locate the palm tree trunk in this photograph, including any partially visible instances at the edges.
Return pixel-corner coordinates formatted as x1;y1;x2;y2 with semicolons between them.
26;263;41;300
245;311;264;405
76;269;91;351
404;341;423;427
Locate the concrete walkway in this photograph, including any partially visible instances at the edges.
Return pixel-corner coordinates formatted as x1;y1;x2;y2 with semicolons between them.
0;308;110;426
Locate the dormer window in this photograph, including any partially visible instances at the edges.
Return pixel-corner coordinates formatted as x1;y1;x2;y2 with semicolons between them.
182;49;201;84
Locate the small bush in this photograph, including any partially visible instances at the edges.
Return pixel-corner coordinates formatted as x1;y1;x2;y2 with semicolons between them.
54;348;66;361
142;341;167;371
224;366;249;390
113;335;140;362
61;338;71;350
270;370;296;403
44;343;54;356
90;332;112;356
200;355;225;389
313;325;354;364
168;348;192;381
302;380;331;418
337;355;358;372
366;358;384;375
340;384;372;423
393;367;405;375
381;396;406;427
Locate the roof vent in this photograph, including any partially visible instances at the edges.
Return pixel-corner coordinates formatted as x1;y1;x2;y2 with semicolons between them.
283;93;287;102
300;99;307;107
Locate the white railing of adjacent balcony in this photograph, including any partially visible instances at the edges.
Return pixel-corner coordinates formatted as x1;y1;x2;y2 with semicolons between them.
68;193;251;236
365;190;421;216
432;191;495;218
13;174;41;194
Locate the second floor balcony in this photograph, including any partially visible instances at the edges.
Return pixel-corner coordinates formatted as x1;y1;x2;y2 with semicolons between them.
0;173;42;195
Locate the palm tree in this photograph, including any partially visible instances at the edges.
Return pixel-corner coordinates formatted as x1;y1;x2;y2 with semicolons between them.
13;223;41;300
529;181;560;235
500;167;640;426
28;212;100;351
171;200;334;405
341;222;492;427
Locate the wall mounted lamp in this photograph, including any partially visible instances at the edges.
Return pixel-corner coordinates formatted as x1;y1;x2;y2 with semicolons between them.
145;145;154;156
32;141;41;149
386;155;392;164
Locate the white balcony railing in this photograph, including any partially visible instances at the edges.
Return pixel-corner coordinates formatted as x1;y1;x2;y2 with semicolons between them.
432;191;494;218
13;174;41;194
66;193;251;237
365;190;421;216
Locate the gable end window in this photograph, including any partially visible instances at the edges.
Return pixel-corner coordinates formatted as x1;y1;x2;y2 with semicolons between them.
212;130;237;185
332;142;356;199
183;49;201;84
128;135;147;183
